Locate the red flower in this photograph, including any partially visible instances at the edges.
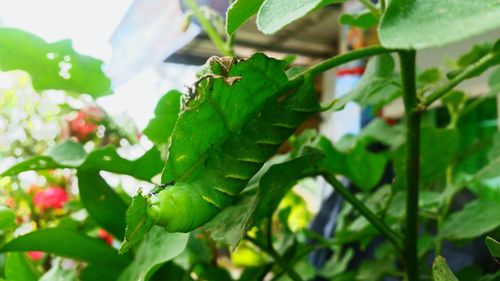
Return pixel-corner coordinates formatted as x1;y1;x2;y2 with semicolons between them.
27;251;44;261
67;105;105;142
68;112;99;142
33;187;68;210
98;229;113;245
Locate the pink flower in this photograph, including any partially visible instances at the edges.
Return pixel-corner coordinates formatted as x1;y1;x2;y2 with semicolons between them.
27;251;44;261
98;229;113;245
33;187;68;210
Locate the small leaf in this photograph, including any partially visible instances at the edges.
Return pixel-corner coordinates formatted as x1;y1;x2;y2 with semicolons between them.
120;192;154;254
417;68;442;86
0;205;17;231
339;11;377;29
226;0;265;35
488;67;500;94
4;253;40;281
333;54;401;111
440;200;500;240
143;90;182;146
485;236;500;262
77;170;128;239
432;256;459;281
257;0;345;34
379;0;500;49
118;226;188;281
457;41;494;68
0;28;111;97
0;228;130;266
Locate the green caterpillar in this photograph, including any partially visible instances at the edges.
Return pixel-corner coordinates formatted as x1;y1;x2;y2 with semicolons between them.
147;53;320;232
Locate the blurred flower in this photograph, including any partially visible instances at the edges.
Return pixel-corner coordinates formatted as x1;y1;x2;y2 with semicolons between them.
98;229;113;245
67;105;105;142
33;186;68;210
27;251;44;261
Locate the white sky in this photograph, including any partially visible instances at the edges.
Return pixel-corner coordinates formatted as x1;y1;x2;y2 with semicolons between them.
0;0;198;128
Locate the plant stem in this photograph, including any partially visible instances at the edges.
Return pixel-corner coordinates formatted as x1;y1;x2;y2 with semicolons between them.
185;0;234;56
321;172;404;254
358;0;381;19
380;0;386;13
398;50;421;281
245;235;304;281
420;52;499;109
291;45;392;81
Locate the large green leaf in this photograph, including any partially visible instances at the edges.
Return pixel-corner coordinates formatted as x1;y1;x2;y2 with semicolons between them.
0;28;111;97
143;90;182;146
440;200;500;240
0;228;130;267
163;54;290;182
118;227;188;281
432;256;459;281
77;170;128;239
256;0;345;34
379;0;500;49
226;0;265;35
1;144;163;181
4;252;40;281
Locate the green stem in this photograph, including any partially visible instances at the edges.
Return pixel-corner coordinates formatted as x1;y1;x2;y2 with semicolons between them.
291;45;392;81
358;0;381;19
185;0;234;56
380;0;386;13
321;172;404;254
420;52;499;109
245;236;304;281
398;50;421;281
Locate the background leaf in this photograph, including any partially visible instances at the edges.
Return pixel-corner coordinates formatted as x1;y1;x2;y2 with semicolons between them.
226;0;265;35
77;170;128;239
143;90;182;146
379;0;500;49
339;11;377;29
4;253;40;281
1;228;130;267
46;140;87;166
118;227;188;281
40;263;78;281
485;236;500;261
0;28;111;97
333;54;400;111
206;149;323;249
1;145;163;181
440;200;500;240
256;0;345;34
432;256;459;281
0;205;16;231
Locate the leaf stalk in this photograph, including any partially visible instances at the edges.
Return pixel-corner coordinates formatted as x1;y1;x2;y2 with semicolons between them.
398;50;421;281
